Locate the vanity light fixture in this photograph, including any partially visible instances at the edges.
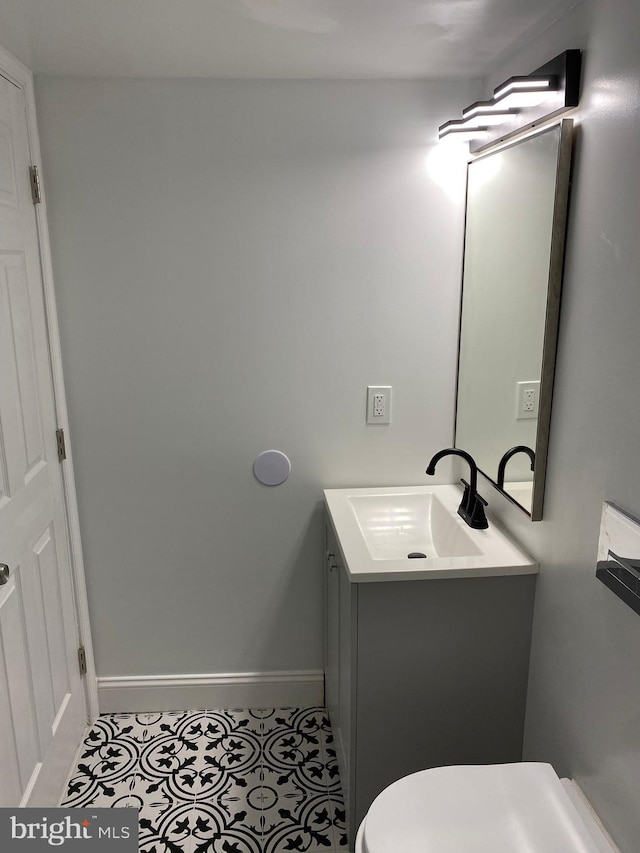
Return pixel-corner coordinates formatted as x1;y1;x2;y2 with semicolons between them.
438;50;581;151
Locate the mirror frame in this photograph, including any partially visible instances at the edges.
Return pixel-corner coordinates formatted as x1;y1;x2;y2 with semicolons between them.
454;118;575;520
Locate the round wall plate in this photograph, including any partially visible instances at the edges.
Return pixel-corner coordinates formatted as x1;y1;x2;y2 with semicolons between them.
253;450;291;486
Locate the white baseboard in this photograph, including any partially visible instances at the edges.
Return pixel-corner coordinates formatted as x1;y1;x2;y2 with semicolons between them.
97;670;325;714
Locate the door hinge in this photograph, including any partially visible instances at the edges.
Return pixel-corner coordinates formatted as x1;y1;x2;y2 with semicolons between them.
77;645;87;676
56;428;67;462
29;165;42;204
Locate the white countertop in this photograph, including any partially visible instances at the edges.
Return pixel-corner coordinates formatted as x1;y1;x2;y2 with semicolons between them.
324;484;538;583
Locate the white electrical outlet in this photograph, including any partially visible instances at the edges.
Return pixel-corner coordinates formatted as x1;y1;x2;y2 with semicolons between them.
373;394;385;417
516;380;540;420
367;386;392;424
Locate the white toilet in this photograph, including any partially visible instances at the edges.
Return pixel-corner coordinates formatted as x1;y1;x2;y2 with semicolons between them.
355;762;617;852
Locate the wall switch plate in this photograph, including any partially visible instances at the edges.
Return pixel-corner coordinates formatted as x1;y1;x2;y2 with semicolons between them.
516;380;540;420
367;386;392;424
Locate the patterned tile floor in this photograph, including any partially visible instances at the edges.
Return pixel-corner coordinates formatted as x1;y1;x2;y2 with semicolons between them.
60;707;347;852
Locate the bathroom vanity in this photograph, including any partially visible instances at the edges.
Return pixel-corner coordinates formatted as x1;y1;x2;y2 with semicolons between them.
323;485;538;845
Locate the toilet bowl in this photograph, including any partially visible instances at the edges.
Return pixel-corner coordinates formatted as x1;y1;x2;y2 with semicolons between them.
355;762;616;853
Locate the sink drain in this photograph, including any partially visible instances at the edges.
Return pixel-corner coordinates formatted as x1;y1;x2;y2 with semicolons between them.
407;552;427;559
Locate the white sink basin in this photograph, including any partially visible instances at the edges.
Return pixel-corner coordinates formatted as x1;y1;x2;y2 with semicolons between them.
348;492;481;560
324;485;537;582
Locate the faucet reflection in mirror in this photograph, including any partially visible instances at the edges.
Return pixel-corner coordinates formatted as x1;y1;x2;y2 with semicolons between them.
426;448;488;530
497;446;535;490
496;446;536;513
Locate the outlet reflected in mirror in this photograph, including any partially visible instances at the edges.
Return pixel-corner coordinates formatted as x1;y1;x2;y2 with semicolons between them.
455;121;574;520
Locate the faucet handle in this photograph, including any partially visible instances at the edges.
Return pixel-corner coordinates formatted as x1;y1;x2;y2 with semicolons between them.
467;491;489;528
461;479;487;504
459;478;488;528
460;477;488;501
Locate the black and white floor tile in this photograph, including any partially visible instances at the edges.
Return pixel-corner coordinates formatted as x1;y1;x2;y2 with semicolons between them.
61;708;348;852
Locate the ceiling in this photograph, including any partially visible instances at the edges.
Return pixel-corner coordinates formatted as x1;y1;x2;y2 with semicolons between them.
0;0;578;79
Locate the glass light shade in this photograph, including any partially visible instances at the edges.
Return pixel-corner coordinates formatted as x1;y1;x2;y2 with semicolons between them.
439;127;489;143
492;75;556;109
493;76;554;99
462;101;516;120
494;90;554;109
460;112;514;127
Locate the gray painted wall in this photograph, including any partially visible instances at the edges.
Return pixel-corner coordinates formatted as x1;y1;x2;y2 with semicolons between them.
480;2;640;849
34;78;473;678
31;1;640;846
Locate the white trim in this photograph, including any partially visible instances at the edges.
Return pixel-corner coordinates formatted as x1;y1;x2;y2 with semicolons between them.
0;42;98;722
98;670;325;713
0;40;31;84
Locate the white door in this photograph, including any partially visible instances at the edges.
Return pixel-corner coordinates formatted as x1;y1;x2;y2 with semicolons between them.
0;72;87;805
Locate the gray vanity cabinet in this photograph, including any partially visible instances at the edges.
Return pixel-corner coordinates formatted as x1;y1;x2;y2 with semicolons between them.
324;517;537;847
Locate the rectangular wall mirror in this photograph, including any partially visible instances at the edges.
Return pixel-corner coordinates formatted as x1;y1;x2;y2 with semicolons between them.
455;119;574;520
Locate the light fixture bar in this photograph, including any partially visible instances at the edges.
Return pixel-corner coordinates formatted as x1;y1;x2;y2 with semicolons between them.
442;78;557;140
471;52;579;153
436;51;580;152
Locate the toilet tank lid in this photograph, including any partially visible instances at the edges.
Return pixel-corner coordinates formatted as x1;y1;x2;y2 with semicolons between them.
362;762;614;853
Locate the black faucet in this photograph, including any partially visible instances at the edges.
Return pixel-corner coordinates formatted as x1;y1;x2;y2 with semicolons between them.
496;445;536;489
426;448;488;530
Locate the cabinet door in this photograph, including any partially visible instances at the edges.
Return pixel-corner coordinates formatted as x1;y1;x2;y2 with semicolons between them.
325;521;358;842
325;545;340;727
338;560;358;842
